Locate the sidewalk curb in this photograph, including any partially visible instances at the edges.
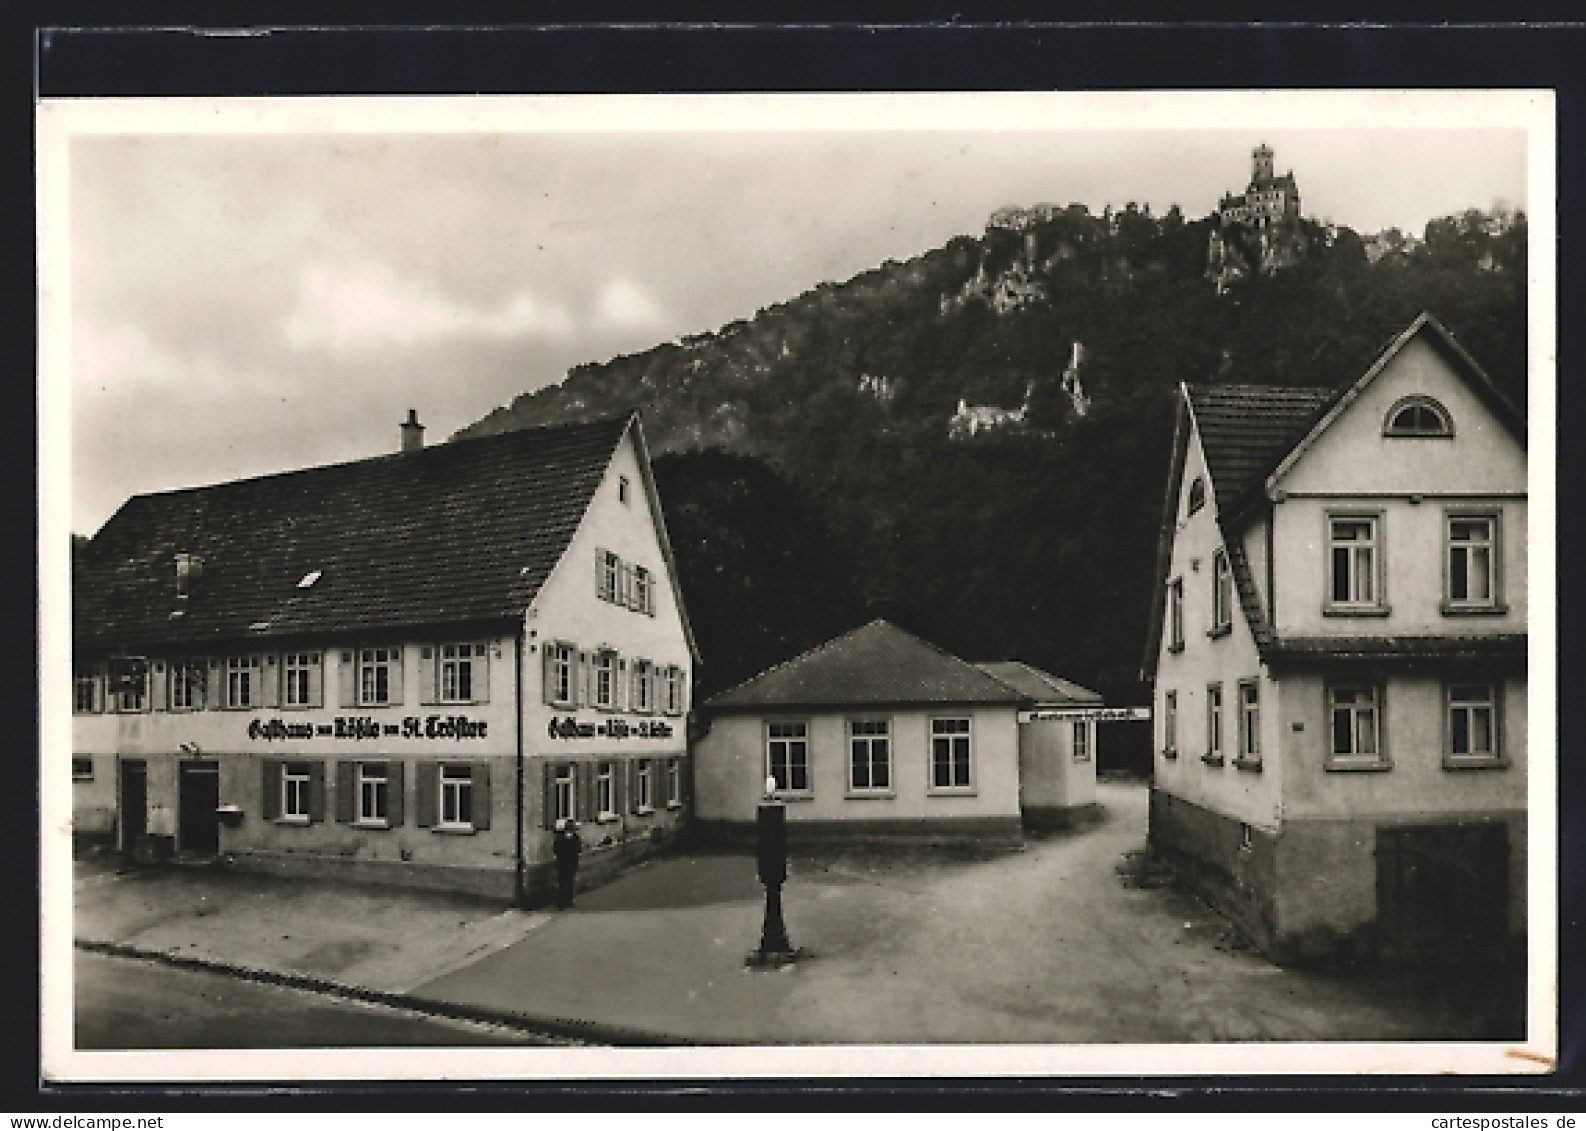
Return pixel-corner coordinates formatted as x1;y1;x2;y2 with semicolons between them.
75;938;702;1048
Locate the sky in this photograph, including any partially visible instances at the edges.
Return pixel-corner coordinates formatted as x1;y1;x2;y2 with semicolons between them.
47;94;1537;537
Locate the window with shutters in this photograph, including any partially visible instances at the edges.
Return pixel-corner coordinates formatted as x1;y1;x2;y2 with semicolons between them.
929;718;973;793
168;660;206;711
553;762;575;823
767;721;811;795
634;566;654;615
596;761;616;820
632;660;654;713
225;655;259;709
635;758;653;813
358;762;389;824
358;647;399;706
439;643;485;703
545;642;576;706
1210;549;1233;636
847;719;891;794
666;757;682;808
281;762;312;823
108;658;148;713
664;665;684;715
439;764;474;829
598;550;621;602
74;666;103;714
283;652;320;708
594;650;616;710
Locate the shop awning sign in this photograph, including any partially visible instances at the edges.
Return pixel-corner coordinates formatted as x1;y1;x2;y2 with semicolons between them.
1019;706;1151;723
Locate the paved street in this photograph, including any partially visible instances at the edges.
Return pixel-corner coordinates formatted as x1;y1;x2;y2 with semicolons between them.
413;781;1525;1043
75;951;556;1048
72;780;1524;1047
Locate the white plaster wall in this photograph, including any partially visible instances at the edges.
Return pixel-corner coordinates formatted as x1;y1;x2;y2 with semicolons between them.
693;707;1021;824
1278;673;1526;819
521;428;691;764
1151;428;1283;831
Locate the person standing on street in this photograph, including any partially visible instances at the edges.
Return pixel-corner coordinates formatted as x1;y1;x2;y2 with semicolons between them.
553;818;582;910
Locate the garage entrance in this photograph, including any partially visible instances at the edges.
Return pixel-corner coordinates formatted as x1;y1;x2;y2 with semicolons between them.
178;760;220;855
1375;823;1509;962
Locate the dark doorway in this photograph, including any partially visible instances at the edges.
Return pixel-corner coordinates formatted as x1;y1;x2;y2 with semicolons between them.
178;760;220;855
1376;823;1510;962
119;759;147;852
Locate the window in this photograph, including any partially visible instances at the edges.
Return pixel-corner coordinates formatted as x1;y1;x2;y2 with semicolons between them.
168;660;207;710
1187;477;1206;515
1073;720;1092;761
1237;681;1261;767
1448;683;1502;766
1328;685;1385;768
599;550;621;603
618;563;633;608
666;757;682;807
1446;514;1499;611
664;665;684;715
595;761;616;819
553;763;575;823
74;667;102;714
619;475;631;504
594;650;616;709
225;655;259;709
636;759;653;812
282;762;312;822
73;756;93;782
930;718;973;791
849;719;892;792
440;643;482;702
632;660;653;713
767;721;810;794
1327;514;1383;610
357;762;389;823
108;658;148;713
633;566;654;615
545;642;575;706
358;648;397;706
1211;549;1233;635
282;652;320;708
1163;690;1178;757
1204;684;1224;764
439;764;474;828
1168;578;1185;652
1384;396;1453;437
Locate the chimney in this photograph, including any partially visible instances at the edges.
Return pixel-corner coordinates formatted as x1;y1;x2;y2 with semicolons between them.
400;408;425;453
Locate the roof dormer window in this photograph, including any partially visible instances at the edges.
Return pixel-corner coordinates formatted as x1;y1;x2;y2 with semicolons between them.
1384;396;1453;437
1187;477;1206;516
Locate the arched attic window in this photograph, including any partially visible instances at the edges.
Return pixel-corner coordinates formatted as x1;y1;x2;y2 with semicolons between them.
1186;477;1206;515
1384;396;1454;437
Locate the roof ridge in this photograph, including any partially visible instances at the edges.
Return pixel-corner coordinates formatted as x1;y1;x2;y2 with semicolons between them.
114;411;635;509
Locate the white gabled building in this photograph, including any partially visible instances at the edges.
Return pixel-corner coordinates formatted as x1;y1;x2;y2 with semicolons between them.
1142;313;1527;965
72;411;699;905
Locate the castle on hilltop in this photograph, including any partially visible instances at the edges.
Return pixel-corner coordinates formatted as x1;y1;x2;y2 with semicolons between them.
1217;144;1301;228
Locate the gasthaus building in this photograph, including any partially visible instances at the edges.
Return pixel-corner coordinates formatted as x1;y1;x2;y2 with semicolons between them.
691;618;1105;843
1142;313;1526;965
72;411;698;905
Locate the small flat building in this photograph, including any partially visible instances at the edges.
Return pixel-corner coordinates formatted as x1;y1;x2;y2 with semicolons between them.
976;661;1104;831
692;619;1105;845
72;411;699;904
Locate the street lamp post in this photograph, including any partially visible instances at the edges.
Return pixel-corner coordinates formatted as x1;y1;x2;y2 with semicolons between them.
748;775;797;968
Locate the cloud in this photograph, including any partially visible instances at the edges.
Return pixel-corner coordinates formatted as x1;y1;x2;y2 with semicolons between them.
593;277;671;332
282;263;576;353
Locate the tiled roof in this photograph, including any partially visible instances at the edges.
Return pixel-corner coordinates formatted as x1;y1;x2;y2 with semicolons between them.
706;619;1027;711
975;661;1102;706
1185;383;1335;518
74;414;635;653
